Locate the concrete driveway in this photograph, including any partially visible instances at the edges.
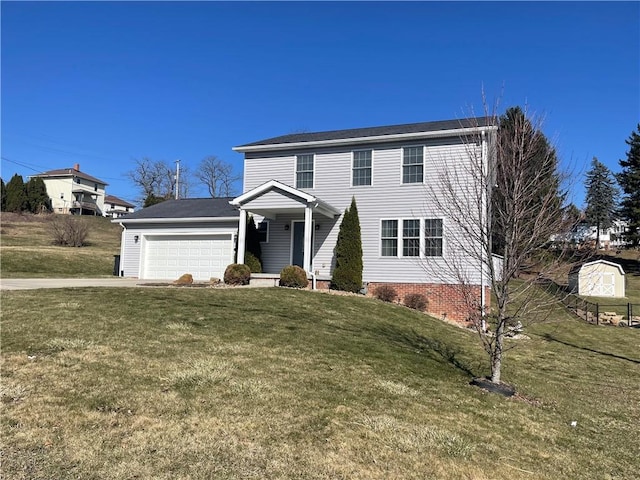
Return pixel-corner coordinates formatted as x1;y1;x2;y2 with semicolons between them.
0;278;154;290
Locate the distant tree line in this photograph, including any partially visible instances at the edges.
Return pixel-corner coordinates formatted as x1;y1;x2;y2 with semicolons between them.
557;124;640;249
126;155;241;207
0;174;51;214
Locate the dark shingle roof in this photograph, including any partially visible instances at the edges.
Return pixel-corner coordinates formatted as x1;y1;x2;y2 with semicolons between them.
236;117;495;148
119;198;239;220
33;167;108;185
105;195;135;208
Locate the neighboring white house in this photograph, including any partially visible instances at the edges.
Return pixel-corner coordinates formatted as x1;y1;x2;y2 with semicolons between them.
568;260;626;297
553;220;631;249
31;164;107;215
115;117;498;321
104;195;135;218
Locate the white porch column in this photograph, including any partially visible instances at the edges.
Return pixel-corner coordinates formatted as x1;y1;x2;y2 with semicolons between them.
303;204;313;273
237;209;247;264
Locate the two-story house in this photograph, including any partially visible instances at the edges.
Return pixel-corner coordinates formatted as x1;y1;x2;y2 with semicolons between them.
116;117;497;321
32;164;107;215
104;195;136;218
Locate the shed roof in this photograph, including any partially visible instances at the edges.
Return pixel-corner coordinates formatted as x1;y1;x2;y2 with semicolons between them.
569;259;625;275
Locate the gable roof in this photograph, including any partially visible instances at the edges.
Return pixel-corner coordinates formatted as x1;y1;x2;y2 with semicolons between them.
105;195;135;208
115;198;239;224
32;167;108;186
569;259;626;275
234;117;496;152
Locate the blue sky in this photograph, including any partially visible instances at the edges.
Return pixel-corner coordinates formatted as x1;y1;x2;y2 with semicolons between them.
2;1;638;207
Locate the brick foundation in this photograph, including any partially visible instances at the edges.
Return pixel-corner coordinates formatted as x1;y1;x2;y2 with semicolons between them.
366;282;490;324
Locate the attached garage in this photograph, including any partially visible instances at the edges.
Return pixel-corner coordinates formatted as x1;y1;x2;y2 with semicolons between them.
143;234;235;281
114;198;240;281
568;260;626;298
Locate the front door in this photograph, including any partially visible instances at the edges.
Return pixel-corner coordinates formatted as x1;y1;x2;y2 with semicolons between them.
291;221;313;268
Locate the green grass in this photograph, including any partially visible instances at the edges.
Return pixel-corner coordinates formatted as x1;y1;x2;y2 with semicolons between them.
2;287;639;479
0;213;122;277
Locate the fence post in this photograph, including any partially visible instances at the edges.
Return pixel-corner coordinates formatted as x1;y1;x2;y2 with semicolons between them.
628;303;632;327
595;302;599;325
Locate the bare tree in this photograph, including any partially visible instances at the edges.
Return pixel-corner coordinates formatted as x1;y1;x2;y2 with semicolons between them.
424;100;576;386
195;155;241;197
126;158;191;205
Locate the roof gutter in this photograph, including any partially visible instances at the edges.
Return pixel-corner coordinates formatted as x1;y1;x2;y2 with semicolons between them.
112;216;240;225
233;125;498;153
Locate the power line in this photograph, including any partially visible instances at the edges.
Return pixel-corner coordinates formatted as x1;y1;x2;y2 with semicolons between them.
1;156;49;173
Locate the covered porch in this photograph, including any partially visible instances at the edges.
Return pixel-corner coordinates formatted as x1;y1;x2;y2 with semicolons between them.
230;180;341;275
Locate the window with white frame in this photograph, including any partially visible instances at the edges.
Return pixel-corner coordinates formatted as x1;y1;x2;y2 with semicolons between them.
381;220;398;256
403;219;421;256
296;154;314;188
402;146;424;184
257;220;269;243
424;219;444;256
381;218;444;257
352;150;372;186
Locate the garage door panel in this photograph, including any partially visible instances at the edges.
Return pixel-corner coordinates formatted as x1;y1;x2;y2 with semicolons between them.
143;234;234;281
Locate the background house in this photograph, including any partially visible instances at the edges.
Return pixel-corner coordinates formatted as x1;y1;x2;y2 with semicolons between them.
31;164;107;215
104;194;135;218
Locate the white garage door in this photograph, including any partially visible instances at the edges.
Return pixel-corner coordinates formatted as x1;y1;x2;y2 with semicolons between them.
143;234;234;281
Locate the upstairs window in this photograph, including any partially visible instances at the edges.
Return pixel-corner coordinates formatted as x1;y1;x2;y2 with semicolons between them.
74;177;81;184
381;220;398;257
402;146;424;184
296;154;314;189
352;150;372;186
94;183;98;191
424;219;444;256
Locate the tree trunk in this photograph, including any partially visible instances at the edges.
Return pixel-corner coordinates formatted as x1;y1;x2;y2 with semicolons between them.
490;321;504;383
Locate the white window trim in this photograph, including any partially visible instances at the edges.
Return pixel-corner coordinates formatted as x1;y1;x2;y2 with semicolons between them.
379;217;445;258
379;218;399;258
295;153;315;189
258;220;270;244
400;145;425;185
351;149;373;187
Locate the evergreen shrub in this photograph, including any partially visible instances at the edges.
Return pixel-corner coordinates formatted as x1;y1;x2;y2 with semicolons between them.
279;265;308;289
245;251;262;273
224;263;251;285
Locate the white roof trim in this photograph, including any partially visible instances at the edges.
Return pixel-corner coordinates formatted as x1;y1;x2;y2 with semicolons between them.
580;259;625;275
233;125;498;153
113;216;239;225
230;179;315;206
230;180;341;217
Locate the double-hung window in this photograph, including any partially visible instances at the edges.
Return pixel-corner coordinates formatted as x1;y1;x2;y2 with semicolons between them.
352;150;372;186
296;154;314;189
424;219;444;256
403;219;421;257
381;220;398;257
402;146;424;184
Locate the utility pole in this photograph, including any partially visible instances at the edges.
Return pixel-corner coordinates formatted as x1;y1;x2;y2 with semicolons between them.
175;160;180;200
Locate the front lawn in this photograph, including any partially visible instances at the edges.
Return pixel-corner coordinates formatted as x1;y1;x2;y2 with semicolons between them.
2;287;639;479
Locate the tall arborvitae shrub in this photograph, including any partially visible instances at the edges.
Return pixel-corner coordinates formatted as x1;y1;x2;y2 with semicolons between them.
331;196;363;293
245;213;262;272
26;177;51;213
5;174;27;213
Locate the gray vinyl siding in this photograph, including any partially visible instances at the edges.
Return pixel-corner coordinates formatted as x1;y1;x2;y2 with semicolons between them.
119;221;239;278
244;189;307;210
243;138;486;285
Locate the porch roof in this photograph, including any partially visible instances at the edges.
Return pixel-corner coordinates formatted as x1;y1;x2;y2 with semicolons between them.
230;180;341;219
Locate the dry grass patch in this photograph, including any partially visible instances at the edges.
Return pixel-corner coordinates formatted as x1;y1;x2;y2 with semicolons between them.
1;287;639;479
